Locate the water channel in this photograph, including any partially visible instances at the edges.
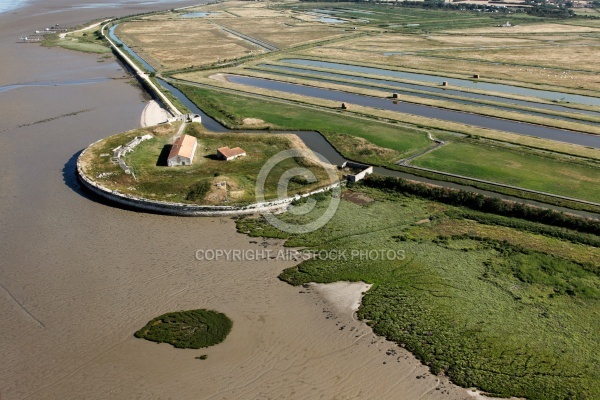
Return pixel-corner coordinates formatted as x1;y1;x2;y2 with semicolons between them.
259;63;600;119
281;59;600;107
225;74;600;149
254;66;600;127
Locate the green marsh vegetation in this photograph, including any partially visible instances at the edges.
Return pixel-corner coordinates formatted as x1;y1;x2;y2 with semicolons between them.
42;29;111;54
134;309;232;349
237;184;600;399
411;139;600;203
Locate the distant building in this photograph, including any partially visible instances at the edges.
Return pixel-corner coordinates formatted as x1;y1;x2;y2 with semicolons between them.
217;146;246;161
168;135;198;167
166;113;202;124
340;161;373;183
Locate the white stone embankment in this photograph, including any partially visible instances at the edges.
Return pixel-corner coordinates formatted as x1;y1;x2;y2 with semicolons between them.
76;142;341;216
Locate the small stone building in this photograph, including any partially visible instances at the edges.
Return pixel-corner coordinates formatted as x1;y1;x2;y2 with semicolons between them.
167;135;198;167
217;146;246;161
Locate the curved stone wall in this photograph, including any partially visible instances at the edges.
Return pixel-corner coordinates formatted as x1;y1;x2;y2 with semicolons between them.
76;145;341;216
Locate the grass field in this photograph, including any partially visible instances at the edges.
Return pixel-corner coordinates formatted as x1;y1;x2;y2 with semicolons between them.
80;123;335;205
211;16;349;49
170;83;600;203
296;36;600;94
236;186;600;399
116;20;261;71
173;83;433;162
411;140;600;202
42;29;111;54
134;309;232;349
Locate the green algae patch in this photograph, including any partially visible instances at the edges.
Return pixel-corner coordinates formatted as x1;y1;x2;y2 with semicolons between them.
135;309;232;349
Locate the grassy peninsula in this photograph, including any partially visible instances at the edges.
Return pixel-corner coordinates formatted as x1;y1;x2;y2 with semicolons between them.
80;122;336;205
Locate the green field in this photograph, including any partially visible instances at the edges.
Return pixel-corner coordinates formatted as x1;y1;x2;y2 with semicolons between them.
411;141;600;202
42;29;110;54
278;3;542;33
174;84;600;208
174;83;433;164
237;186;600;399
135;309;232;349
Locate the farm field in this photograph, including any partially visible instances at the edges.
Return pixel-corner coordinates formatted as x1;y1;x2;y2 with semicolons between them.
296;31;600;93
211;17;349;49
237;186;600;399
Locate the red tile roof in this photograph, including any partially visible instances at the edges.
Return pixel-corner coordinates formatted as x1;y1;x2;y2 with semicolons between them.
168;135;197;160
217;146;246;159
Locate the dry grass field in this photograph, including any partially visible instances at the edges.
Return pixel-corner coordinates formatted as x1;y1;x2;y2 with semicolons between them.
426;45;600;72
221;3;292;18
215;17;349;49
295;29;600;93
442;22;600;34
117;21;261;70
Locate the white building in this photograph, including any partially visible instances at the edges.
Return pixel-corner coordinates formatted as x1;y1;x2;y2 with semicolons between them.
167;135;198;167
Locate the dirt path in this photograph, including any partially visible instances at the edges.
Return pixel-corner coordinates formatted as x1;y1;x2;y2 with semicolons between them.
59;19;111;39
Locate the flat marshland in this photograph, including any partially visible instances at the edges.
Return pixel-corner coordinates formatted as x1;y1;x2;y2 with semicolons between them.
237;184;600;399
115;21;261;71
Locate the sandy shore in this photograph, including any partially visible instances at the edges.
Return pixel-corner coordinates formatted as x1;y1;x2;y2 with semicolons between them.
140;99;169;127
310;281;372;317
0;1;507;399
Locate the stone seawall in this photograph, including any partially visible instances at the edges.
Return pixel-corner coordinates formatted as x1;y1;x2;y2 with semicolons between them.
76;144;341;217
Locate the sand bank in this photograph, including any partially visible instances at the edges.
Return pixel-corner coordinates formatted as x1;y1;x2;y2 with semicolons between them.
140;99;169;127
310;281;372;317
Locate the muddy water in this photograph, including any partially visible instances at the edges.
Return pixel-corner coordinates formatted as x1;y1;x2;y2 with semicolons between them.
0;2;476;399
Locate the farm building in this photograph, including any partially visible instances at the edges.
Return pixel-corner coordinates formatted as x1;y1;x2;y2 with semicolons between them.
217;146;246;161
167;135;198;167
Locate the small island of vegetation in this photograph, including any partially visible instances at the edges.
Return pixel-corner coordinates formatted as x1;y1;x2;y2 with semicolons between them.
134;309;233;349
